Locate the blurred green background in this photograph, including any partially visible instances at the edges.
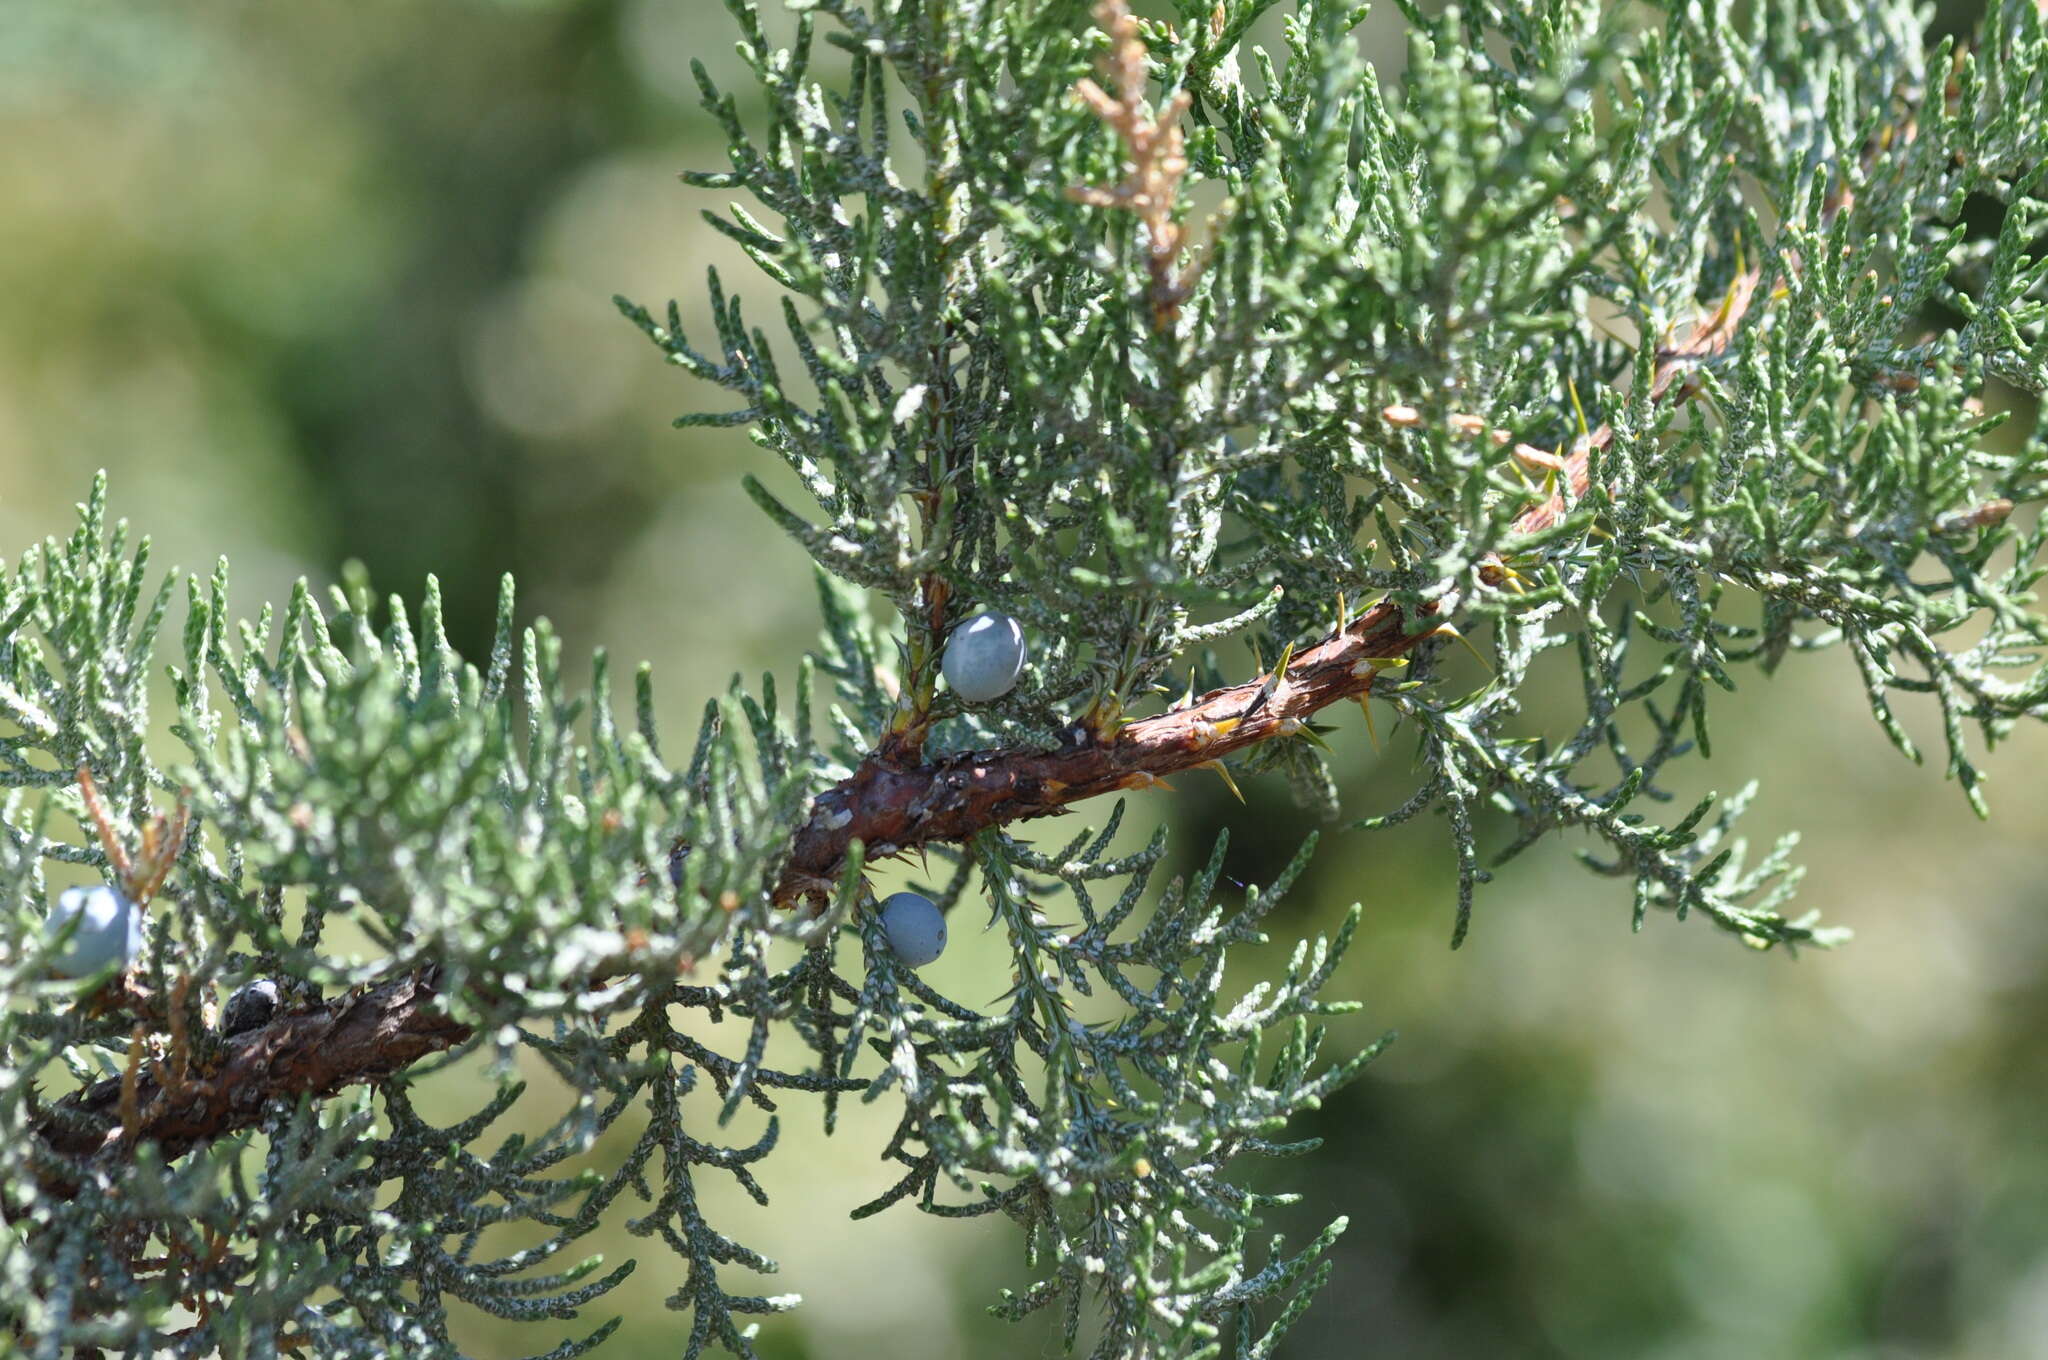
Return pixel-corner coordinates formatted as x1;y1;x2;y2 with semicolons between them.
4;2;2044;1357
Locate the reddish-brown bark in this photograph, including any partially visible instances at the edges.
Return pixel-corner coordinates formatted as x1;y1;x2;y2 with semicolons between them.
776;593;1438;899
32;970;470;1198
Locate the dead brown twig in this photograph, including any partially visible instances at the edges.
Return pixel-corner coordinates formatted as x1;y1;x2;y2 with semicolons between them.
1068;0;1203;331
75;764;190;910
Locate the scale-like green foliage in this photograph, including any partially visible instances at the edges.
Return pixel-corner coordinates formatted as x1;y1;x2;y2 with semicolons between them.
4;0;2046;1356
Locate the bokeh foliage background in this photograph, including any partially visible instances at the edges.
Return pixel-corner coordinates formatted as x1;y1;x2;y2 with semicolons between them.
2;1;2044;1356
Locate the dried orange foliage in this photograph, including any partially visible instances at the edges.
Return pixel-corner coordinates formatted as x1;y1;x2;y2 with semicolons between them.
1069;0;1200;330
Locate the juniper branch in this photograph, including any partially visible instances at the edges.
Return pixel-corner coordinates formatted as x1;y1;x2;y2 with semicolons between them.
775;269;1771;901
10;2;2047;1352
29;969;471;1200
12;242;1808;1193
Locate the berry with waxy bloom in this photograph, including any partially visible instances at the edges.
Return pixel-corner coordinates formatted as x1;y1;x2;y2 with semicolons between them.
878;891;947;968
44;884;141;979
941;612;1027;703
